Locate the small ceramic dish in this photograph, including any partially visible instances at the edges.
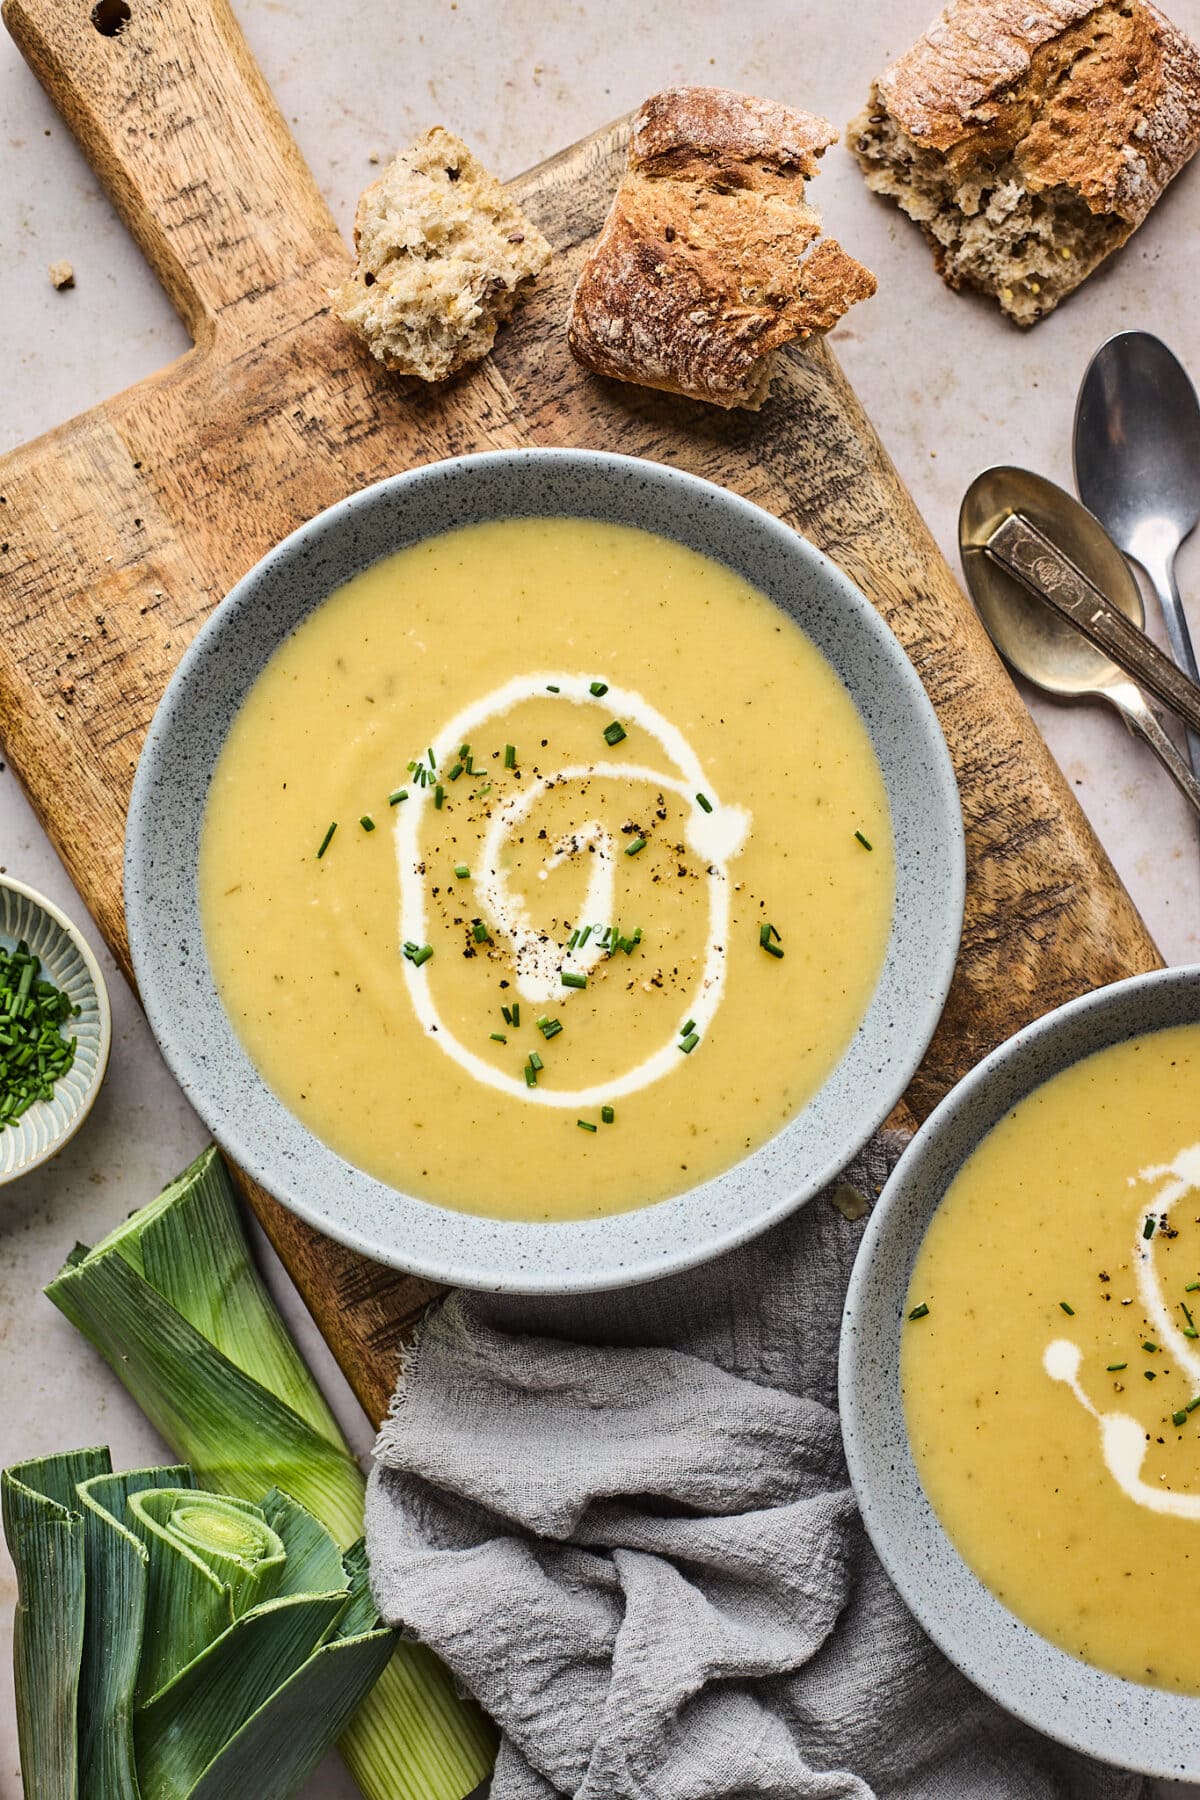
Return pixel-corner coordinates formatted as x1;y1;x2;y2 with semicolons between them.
841;964;1200;1779
126;448;964;1292
0;876;111;1184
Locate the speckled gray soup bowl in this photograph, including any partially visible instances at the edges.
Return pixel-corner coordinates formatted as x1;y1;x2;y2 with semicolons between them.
127;449;964;1292
841;964;1200;1779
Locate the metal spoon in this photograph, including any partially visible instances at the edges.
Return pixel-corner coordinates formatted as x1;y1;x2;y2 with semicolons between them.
960;466;1200;820
1074;331;1200;778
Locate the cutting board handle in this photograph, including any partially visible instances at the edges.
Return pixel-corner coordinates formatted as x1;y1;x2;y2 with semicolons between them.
3;0;345;345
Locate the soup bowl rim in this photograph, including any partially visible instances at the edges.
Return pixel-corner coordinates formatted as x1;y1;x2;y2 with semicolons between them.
126;445;964;1292
840;962;1200;1777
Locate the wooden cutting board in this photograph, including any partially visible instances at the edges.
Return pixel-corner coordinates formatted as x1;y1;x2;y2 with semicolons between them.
0;0;1161;1427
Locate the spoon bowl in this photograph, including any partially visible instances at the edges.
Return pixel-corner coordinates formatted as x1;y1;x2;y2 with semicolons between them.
959;465;1145;697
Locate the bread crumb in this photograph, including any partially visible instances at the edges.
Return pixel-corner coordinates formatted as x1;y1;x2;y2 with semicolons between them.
48;261;75;290
330;127;552;382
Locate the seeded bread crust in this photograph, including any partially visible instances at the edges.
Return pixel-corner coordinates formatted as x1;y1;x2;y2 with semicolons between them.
850;1;1200;324
568;87;877;410
331;127;552;382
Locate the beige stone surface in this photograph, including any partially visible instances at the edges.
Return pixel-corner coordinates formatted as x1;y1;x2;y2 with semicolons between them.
1;2;1198;1793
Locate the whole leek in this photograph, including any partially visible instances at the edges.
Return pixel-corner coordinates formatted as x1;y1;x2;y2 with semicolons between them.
46;1149;495;1800
2;1449;395;1800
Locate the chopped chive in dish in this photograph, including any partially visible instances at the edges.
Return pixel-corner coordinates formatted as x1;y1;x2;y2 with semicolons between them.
577;1119;597;1133
854;830;873;851
601;1105;615;1124
1174;1409;1189;1427
624;837;647;857
1059;1301;1075;1316
403;943;433;968
448;763;464;781
1144;1216;1157;1240
316;822;337;858
546;684;560;693
529;1052;543;1073
0;942;80;1129
1145;1370;1158;1381
490;1033;507;1044
434;784;445;809
603;721;626;746
472;922;490;944
511;1003;521;1028
388;788;408;806
561;972;587;990
589;680;608;697
759;922;784;959
454;864;470;880
359;815;375;833
696;793;713;813
1106;1362;1127;1372
679;1032;699;1055
1142;1341;1159;1353
504;744;516;768
908;1303;930;1321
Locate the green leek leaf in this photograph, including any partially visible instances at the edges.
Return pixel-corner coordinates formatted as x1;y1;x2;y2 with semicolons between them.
76;1464;194;1800
2;1448;109;1800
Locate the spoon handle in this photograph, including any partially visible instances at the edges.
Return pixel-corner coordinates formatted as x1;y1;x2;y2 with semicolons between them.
985;513;1200;738
1142;557;1200;778
1107;683;1200;822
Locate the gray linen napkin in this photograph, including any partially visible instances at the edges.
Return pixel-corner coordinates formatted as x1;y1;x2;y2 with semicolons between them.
367;1136;1148;1800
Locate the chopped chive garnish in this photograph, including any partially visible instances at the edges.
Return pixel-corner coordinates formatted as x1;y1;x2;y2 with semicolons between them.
1175;1409;1189;1427
1143;1340;1159;1352
529;1052;543;1072
359;815;376;833
490;1033;507;1044
448;763;464;781
454;864;470;880
434;784;445;809
696;793;713;813
501;1006;513;1025
1145;1370;1158;1381
1183;1303;1196;1331
1059;1301;1074;1316
681;1019;696;1037
908;1303;930;1321
537;1018;563;1040
460;743;470;759
546;684;560;693
758;923;784;958
568;931;579;950
1188;1396;1200;1413
388;788;408;806
472;921;490;943
577;1119;597;1133
561;971;587;990
475;784;492;798
601;1105;615;1124
406;944;433;967
854;830;873;851
511;1003;520;1028
1185;1329;1200;1340
589;680;608;697
679;1032;699;1054
1188;1282;1200;1293
603;721;626;746
1144;1216;1157;1239
504;744;516;768
524;1061;537;1087
427;747;436;768
578;926;591;948
316;821;337;858
1106;1362;1127;1372
625;837;647;857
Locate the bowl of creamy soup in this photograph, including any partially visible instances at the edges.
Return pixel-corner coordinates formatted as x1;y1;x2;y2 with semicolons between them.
126;449;963;1291
841;964;1200;1776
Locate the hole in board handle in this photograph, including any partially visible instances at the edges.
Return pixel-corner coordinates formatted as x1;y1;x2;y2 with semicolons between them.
91;0;132;35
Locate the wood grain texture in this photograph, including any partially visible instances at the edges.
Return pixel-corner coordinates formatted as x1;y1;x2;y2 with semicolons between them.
0;0;1161;1428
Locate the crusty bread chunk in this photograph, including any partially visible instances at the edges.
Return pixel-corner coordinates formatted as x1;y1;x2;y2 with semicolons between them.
331;127;552;380
850;0;1200;326
568;87;877;410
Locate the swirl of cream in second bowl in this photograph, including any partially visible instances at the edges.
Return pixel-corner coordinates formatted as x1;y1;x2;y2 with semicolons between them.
394;673;750;1108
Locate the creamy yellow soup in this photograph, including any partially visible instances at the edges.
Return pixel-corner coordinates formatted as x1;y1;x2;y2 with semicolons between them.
199;518;893;1221
904;1023;1200;1692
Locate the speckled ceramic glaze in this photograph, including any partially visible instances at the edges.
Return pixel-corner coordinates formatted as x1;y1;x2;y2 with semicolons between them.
841;964;1200;1778
0;877;111;1184
126;449;964;1291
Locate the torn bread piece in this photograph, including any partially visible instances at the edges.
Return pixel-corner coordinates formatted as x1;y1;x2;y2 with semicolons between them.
331;127;552;381
850;0;1200;326
568;87;877;410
